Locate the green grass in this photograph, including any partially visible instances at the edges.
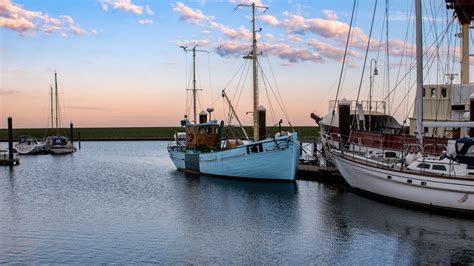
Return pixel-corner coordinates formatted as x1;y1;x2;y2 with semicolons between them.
0;126;319;141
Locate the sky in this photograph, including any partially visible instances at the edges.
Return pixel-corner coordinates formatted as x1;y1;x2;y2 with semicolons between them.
0;0;470;128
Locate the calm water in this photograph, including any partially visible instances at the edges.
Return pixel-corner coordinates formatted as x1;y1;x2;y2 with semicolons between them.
1;141;473;264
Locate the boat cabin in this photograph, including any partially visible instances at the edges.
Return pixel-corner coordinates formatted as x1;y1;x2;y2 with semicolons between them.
18;135;39;145
185;122;220;151
455;137;474;167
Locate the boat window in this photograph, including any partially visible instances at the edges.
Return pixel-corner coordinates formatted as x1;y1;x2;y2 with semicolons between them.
422;88;426;97
466;145;474;156
456;143;465;152
441;88;447;98
385;151;397;158
424;127;429;134
416;163;430;169
451;105;465;111
431;88;436;98
207;127;213;134
432;165;447;171
53;138;67;145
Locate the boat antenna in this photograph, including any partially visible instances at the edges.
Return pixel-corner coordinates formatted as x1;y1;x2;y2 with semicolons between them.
237;2;268;141
181;45;208;124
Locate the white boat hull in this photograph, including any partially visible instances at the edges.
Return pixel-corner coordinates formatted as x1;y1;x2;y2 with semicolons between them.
168;133;300;181
50;146;75;154
15;143;45;155
330;150;474;213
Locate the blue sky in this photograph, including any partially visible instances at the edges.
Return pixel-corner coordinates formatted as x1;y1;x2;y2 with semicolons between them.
1;0;467;127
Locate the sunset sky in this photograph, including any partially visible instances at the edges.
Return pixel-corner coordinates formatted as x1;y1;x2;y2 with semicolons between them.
1;0;469;128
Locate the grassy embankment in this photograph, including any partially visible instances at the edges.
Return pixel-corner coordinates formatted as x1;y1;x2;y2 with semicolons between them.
0;126;319;141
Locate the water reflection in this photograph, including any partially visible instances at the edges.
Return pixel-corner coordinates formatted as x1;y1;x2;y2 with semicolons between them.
0;141;473;264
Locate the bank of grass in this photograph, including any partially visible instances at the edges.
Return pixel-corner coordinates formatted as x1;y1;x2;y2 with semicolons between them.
0;126;318;141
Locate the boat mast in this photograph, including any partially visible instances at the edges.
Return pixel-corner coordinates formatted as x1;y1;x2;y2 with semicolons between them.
238;2;268;141
50;84;54;130
415;0;424;144
54;71;59;135
180;45;208;124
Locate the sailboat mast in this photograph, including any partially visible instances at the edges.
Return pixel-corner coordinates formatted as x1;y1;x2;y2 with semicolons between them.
50;84;54;130
54;71;59;135
192;46;197;124
415;0;423;144
251;3;259;141
461;23;470;85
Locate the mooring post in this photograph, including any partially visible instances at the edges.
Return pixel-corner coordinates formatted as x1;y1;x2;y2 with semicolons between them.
8;117;13;162
78;132;81;149
70;122;74;145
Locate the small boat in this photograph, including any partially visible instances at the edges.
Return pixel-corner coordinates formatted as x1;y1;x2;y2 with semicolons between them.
44;136;75;154
44;71;75;154
14;135;45;155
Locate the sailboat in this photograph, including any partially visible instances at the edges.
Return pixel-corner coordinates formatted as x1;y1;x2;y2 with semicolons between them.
15;135;45;155
44;71;75;154
168;3;300;181
326;0;474;213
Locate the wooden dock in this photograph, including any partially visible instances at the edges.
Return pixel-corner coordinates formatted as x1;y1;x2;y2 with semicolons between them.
297;162;345;183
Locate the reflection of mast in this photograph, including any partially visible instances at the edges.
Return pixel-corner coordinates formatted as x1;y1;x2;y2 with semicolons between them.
238;2;268;141
180;45;208;124
446;0;473;85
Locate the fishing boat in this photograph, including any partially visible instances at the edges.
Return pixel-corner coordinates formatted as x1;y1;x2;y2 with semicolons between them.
15;135;45;155
326;0;474;213
44;72;75;154
168;3;300;181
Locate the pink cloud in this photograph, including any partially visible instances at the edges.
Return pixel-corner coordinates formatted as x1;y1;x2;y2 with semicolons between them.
101;0;143;15
259;15;279;26
177;39;211;47
173;2;208;24
322;9;337;20
0;0;88;36
307;38;359;61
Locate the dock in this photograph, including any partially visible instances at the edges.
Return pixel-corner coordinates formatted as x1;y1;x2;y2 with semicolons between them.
0;149;19;166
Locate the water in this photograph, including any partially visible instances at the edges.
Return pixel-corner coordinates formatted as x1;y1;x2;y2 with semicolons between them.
1;141;473;264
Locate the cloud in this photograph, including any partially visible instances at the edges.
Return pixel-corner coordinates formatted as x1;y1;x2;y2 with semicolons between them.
101;0;143;15
216;40;324;63
0;0;89;36
173;2;209;24
177;39;210;47
259;15;279;26
322;9;337;20
230;0;265;6
138;19;153;25
307;38;359;61
145;5;154;15
288;34;302;43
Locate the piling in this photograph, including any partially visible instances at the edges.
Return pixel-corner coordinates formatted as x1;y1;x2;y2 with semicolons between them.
70;122;74;145
8;117;13;161
78;132;81;149
258;105;266;140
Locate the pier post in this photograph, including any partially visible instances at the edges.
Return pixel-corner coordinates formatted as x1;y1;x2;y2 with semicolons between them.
70;122;74;145
470;94;474;137
78;132;81;149
8;117;13;162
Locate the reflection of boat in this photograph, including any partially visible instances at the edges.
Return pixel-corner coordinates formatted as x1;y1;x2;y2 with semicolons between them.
44;71;75;154
168;3;299;181
14;135;45;155
327;0;474;213
332;192;474;265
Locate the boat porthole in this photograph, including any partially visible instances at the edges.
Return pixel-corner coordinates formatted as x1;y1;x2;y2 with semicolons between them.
407;179;412;184
387;175;392;180
421;181;427;186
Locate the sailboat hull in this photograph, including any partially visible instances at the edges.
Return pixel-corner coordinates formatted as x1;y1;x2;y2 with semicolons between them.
329;150;474;213
15;144;45;155
168;133;300;181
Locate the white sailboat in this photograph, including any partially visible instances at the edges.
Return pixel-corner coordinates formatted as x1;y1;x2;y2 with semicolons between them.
44;71;75;154
168;3;300;181
15;135;45;155
327;0;474;213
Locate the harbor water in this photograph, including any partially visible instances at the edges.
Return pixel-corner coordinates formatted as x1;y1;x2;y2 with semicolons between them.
1;141;473;264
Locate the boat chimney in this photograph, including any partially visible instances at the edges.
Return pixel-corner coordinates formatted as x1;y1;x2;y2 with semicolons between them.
338;99;351;142
257;105;266;140
199;111;207;124
470;93;474;137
